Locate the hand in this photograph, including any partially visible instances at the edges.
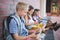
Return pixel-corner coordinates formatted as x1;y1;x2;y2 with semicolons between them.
45;27;50;30
35;28;40;34
31;32;37;38
34;21;38;25
42;30;46;33
36;28;40;31
22;37;28;40
37;14;42;19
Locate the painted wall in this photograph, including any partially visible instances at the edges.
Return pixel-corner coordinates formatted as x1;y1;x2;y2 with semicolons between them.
13;0;40;9
40;0;46;17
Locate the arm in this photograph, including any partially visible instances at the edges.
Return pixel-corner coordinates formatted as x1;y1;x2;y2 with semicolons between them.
37;14;42;19
13;32;37;40
9;19;37;40
24;15;34;26
13;33;27;40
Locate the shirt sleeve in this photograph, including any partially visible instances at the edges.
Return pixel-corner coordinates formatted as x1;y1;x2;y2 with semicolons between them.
9;19;18;34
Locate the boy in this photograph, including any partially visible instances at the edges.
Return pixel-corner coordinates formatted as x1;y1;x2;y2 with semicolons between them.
8;2;37;40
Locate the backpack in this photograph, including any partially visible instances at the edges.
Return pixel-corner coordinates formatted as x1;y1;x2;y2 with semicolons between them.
3;14;21;40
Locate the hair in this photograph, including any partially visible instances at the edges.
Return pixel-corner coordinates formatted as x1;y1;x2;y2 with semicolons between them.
32;9;40;16
34;9;40;12
16;2;28;12
28;5;34;11
27;5;34;19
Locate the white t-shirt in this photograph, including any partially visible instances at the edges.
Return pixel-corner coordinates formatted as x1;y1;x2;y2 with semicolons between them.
28;15;34;24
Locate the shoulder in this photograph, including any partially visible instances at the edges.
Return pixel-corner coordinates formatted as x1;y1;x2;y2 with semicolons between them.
10;18;17;25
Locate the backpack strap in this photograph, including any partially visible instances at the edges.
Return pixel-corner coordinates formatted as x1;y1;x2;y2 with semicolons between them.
4;18;8;39
11;15;22;35
11;16;20;26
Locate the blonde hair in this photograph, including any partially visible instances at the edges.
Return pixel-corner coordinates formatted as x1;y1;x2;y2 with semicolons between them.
16;2;28;11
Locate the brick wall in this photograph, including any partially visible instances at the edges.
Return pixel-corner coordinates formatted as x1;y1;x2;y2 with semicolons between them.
0;0;14;40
